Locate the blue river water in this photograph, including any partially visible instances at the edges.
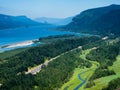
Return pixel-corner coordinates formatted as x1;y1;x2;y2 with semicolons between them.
0;25;89;52
0;26;73;46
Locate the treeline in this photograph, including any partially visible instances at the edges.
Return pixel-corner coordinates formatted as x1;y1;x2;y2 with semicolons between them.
0;36;99;90
86;42;120;65
102;78;120;90
38;34;76;43
82;39;106;50
85;41;120;88
85;64;116;88
91;66;115;80
39;34;75;40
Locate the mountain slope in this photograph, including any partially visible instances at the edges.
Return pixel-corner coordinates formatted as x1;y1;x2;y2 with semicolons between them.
91;9;120;35
61;4;120;35
0;14;43;30
35;17;73;25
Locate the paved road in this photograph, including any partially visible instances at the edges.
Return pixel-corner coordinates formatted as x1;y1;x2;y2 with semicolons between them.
25;55;60;75
25;46;81;75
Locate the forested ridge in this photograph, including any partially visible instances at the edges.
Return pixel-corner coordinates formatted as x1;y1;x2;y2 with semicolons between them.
60;5;120;36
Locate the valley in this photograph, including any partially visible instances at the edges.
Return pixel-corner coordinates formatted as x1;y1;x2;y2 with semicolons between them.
0;36;100;90
1;35;119;90
62;48;99;90
0;2;120;90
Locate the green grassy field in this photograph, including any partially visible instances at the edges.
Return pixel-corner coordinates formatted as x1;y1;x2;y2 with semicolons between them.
61;47;120;90
109;55;120;75
61;67;94;90
84;55;120;90
61;49;98;90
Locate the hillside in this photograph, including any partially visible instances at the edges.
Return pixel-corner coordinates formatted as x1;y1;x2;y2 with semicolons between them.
91;9;120;35
61;4;120;36
0;14;44;30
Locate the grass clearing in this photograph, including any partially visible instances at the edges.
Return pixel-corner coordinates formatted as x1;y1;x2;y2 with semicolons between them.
61;67;95;90
85;55;120;90
109;55;120;74
85;75;118;90
61;48;98;90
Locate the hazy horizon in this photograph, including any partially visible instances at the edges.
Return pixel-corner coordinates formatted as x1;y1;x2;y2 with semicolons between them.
0;0;120;19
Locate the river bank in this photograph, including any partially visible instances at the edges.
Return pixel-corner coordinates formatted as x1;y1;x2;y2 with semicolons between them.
0;39;40;53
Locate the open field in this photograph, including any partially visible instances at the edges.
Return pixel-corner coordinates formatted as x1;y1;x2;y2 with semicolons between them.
85;55;120;90
61;46;120;90
61;48;98;90
61;64;97;90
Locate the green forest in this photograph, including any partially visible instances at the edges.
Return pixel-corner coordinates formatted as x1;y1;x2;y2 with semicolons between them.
0;35;120;90
1;2;120;90
0;36;99;90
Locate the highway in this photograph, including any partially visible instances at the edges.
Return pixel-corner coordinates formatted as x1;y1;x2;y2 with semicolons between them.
25;46;81;75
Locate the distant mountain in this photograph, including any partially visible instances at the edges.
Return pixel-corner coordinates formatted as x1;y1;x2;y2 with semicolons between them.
35;17;73;25
0;14;44;30
61;4;120;35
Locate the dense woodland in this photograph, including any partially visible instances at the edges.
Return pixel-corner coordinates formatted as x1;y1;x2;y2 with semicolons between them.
0;36;99;90
34;50;92;90
61;5;120;36
1;35;120;90
86;42;120;65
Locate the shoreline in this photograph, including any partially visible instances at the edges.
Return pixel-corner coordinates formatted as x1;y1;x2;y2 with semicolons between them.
0;39;39;49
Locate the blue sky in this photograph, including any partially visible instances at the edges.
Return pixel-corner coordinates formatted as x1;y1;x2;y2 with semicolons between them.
0;0;120;18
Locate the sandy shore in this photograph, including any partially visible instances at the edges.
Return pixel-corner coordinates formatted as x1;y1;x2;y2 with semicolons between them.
3;40;35;48
7;41;33;48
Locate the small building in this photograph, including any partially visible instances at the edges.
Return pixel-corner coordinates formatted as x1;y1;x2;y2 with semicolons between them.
102;36;108;40
0;83;2;87
78;46;82;49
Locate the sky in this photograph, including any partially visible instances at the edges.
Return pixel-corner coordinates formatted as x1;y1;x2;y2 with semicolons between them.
0;0;120;19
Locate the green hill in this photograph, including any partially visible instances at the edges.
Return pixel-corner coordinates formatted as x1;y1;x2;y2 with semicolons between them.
60;4;120;36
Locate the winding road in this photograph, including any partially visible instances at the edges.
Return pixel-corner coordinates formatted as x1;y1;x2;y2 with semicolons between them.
25;55;61;75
